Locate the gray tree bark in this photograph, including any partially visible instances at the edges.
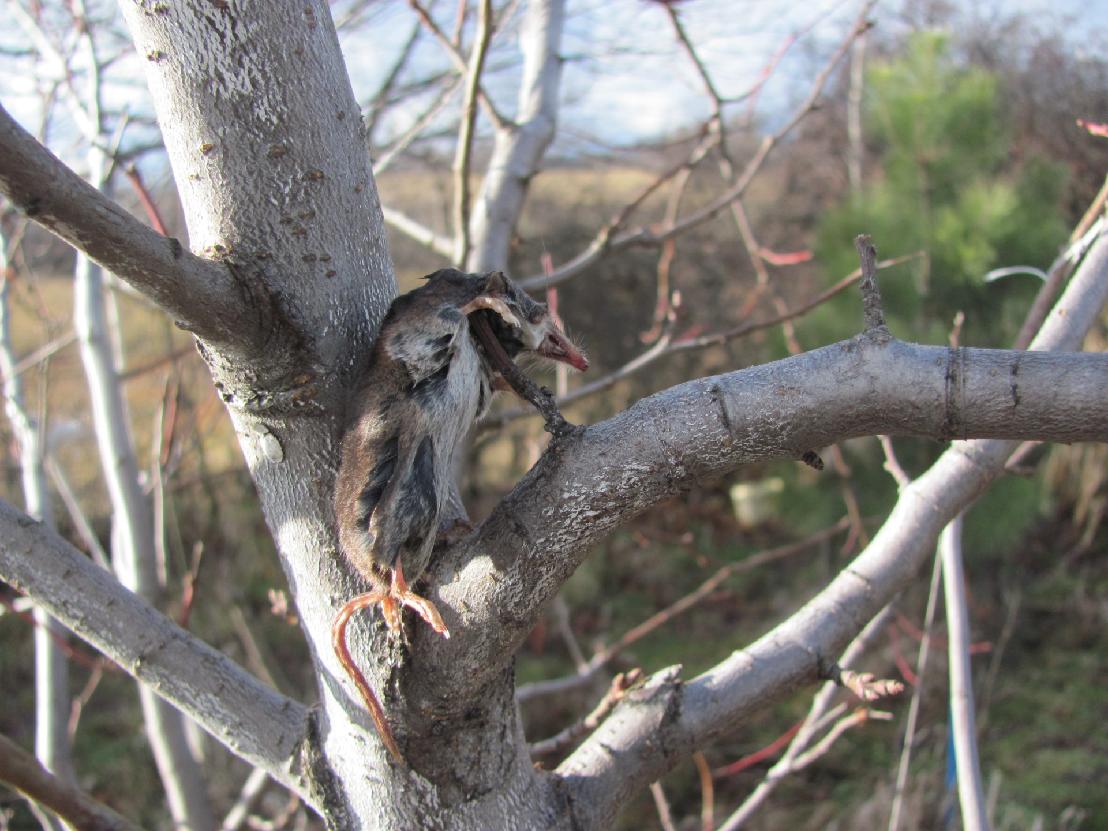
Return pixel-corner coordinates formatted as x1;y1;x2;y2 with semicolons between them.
0;225;73;831
0;2;1105;829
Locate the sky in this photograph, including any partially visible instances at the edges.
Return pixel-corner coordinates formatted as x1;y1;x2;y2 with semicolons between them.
2;0;1105;166
333;0;1108;151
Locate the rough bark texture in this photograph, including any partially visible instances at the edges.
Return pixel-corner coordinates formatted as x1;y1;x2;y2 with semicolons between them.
116;2;422;825
0;499;311;797
0;1;1105;828
73;145;214;829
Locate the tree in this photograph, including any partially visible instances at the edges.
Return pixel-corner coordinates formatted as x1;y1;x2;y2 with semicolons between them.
814;32;1072;349
0;1;1105;828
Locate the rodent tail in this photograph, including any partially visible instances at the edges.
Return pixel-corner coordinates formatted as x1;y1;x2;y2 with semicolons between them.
332;598;405;766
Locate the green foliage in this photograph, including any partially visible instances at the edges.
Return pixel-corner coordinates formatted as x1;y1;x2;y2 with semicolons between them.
810;32;1070;349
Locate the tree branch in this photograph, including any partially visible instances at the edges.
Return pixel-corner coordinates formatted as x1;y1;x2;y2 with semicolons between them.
0;732;141;831
0;499;314;803
520;2;874;291
551;230;1108;826
424;282;1108;709
0;102;258;354
467;0;566;271
940;515;988;831
381;205;456;259
452;0;494;266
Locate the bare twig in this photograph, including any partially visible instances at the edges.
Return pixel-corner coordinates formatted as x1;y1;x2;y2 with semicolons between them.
650;781;678;831
408;0;508;128
522;3;875;291
879;435;912;489
855;234;887;332
45;458;109;568
373;77;462;176
693;751;715;831
789;707;890;769
529;669;643;757
552;596;587;673
2;331;77;382
364;21;423;139
221;768;270;831
0;732;141;831
380;206;455;259
888;554;943;831
517;519;849;704
122;165;169;235
451;0;493;266
940;515;988;831
716;605;895;830
487;253;920;430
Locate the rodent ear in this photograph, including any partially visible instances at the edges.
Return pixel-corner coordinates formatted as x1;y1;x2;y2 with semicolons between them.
422;267;465;283
483;271;510;296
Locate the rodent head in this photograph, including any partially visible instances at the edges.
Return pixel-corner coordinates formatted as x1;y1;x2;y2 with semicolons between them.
473;271;589;372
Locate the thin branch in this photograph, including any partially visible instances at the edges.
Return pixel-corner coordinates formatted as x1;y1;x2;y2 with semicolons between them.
521;3;875;291
697;604;894;830
0;732;141;831
381;205;455;259
517;520;849;704
0;499;313;801
373;77;462;177
855;235;888;332
486;253;922;430
2;331;77;382
452;0;494;267
363;21;423;139
407;0;508;128
45;458;109;568
650;781;678;831
0;103;261;352
550;230;1108;828
790;707;890;769
940;515;988;831
221;768;271;831
529;669;642;757
888;554;943;831
878;435;911;489
693;751;715;831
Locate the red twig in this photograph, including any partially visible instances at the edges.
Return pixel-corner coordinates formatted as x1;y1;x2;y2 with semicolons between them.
713;721;803;778
123;164;168;235
0;594;117;673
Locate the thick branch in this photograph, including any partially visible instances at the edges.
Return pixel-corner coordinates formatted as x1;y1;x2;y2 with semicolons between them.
423;336;1108;701
553;230;1108;826
0;499;313;802
0;103;254;352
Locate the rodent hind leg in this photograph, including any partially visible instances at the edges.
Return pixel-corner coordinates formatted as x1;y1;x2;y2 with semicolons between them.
390;562;450;638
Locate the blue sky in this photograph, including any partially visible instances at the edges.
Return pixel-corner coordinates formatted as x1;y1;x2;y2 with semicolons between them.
335;0;1107;150
3;0;1104;164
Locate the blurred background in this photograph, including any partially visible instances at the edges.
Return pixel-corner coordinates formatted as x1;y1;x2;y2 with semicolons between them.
1;0;1105;828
